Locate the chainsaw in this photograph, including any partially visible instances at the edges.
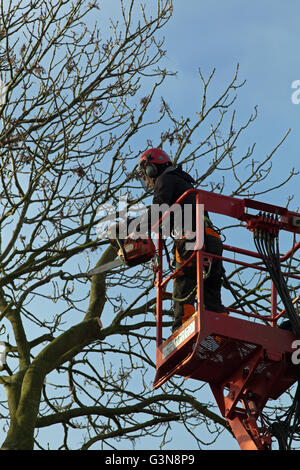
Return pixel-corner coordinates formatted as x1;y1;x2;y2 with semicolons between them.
88;236;156;276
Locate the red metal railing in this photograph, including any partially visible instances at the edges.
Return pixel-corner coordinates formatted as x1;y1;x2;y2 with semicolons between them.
153;189;300;349
153;188;300;450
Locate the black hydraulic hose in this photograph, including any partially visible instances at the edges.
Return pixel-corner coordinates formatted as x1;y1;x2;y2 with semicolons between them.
253;224;300;449
254;228;300;337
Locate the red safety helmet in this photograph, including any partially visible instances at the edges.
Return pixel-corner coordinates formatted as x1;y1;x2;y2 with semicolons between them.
138;148;171;178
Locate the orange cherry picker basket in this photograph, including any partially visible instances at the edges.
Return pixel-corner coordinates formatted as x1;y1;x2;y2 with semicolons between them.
153;189;300;450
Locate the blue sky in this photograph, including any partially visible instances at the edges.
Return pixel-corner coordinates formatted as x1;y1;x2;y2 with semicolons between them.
12;0;299;452
130;0;300;450
156;0;299;211
3;0;299;451
71;0;300;451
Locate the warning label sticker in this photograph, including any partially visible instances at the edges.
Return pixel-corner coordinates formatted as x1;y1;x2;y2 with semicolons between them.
162;321;195;359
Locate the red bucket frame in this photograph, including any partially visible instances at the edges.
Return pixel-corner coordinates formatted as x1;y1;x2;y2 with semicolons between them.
153;189;300;450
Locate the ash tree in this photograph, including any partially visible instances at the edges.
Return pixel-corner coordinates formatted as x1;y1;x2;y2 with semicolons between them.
0;0;298;450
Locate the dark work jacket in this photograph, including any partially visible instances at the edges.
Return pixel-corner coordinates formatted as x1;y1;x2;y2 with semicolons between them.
141;165;213;238
151;166;196;236
152;166;195;207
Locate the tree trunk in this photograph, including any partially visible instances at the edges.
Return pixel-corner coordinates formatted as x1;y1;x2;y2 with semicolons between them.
1;318;102;450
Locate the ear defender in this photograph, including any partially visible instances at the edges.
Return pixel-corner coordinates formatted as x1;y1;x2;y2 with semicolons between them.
144;154;158;178
139;148;171;178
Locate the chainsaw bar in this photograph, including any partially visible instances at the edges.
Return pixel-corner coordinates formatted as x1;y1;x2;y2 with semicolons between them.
88;259;124;276
87;237;156;277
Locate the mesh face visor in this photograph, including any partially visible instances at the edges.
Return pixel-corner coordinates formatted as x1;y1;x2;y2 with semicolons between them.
135;164;148;190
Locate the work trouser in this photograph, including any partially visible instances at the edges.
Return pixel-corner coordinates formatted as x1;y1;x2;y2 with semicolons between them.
172;229;225;331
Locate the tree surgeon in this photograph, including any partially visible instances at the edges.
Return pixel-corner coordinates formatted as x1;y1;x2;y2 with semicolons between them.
137;148;226;332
